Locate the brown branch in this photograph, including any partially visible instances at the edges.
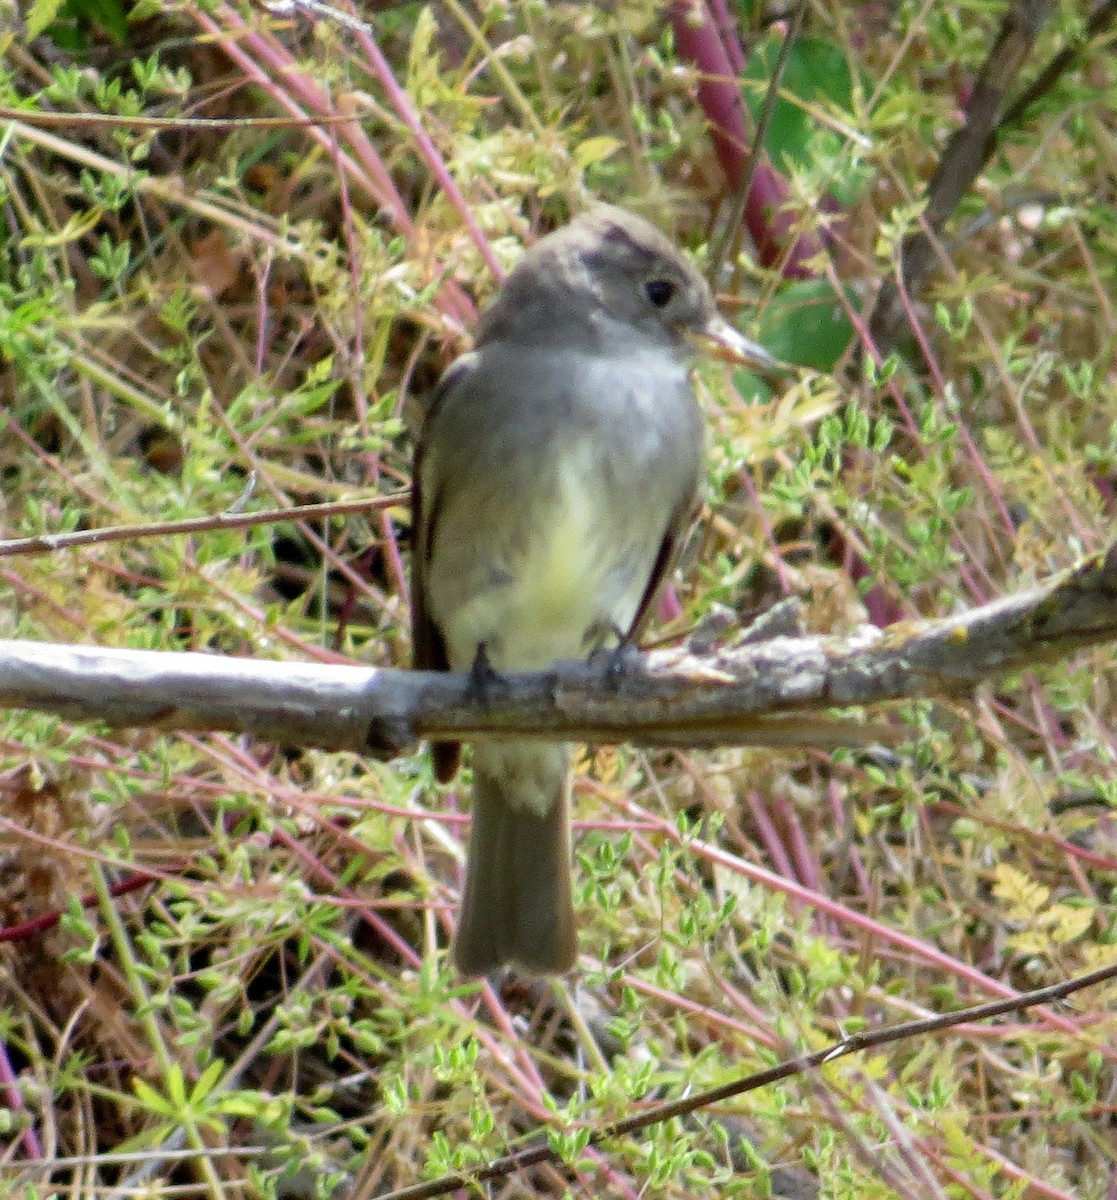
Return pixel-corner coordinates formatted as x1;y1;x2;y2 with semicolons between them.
375;958;1117;1200
869;0;1052;351
1003;0;1117;128
0;106;364;130
0;546;1113;755
0;494;406;559
868;0;1117;355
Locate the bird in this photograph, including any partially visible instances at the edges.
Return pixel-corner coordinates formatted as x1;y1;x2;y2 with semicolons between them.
411;205;772;975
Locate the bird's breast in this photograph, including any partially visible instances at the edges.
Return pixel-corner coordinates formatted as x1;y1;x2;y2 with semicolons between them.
440;438;647;670
424;347;702;672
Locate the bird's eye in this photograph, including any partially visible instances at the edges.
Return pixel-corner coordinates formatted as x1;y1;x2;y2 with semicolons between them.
645;279;676;308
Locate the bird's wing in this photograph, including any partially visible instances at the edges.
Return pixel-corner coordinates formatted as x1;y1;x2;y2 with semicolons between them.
411;354;479;782
411;352;478;673
626;487;702;645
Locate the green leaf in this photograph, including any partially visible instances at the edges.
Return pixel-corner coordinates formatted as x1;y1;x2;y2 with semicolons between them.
758;278;854;370
740;34;868;201
25;0;65;39
67;0;129;41
574;136;623;170
191;1057;227;1103
131;1077;175;1120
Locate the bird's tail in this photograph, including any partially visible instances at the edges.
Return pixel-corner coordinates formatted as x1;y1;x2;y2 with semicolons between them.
453;742;576;976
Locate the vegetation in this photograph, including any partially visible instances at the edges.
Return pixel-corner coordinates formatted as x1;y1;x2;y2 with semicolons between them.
0;1;1114;1196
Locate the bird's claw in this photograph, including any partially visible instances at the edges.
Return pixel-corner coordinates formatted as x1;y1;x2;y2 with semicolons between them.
466;643;509;706
588;628;643;690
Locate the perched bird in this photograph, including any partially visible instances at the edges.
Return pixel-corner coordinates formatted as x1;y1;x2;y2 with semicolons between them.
411;205;772;975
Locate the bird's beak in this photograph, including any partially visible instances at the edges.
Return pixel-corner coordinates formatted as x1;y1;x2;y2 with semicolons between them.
693;314;775;369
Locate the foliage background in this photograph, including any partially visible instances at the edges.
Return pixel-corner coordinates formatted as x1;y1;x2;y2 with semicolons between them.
0;1;1115;1196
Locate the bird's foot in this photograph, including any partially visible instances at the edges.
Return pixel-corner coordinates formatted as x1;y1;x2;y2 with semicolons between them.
466;643;509;706
588;626;643;690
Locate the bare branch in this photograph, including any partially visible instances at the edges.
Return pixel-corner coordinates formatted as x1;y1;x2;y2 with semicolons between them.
0;547;1113;755
374;956;1117;1200
869;0;1052;351
0;493;406;559
868;0;1117;353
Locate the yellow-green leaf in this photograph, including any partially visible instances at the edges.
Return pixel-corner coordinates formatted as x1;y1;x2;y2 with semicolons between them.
992;862;1050;919
573;136;623;170
25;0;64;39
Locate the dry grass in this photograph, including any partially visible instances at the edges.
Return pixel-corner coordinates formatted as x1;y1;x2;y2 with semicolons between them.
0;2;1115;1197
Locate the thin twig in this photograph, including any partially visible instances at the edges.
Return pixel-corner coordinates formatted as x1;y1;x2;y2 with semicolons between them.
712;0;809;279
375;958;1117;1200
0;494;406;559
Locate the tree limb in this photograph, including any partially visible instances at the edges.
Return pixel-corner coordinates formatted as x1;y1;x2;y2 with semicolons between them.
0;547;1113;757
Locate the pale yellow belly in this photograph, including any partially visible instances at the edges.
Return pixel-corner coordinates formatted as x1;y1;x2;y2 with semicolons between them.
438;449;649;672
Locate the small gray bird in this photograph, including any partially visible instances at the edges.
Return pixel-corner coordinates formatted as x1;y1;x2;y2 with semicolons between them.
411;206;771;975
